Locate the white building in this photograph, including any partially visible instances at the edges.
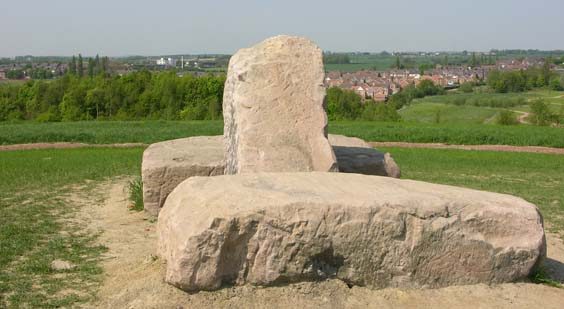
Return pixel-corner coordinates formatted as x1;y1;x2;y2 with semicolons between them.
156;57;176;66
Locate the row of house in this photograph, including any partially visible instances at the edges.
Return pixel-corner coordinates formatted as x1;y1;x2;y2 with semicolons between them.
324;57;557;102
325;66;490;102
0;62;68;79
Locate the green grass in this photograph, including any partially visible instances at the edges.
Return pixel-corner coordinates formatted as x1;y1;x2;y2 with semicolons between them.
400;102;501;124
331;121;564;147
379;147;564;235
0;147;143;308
2;120;564;148
0;120;224;145
0;145;562;306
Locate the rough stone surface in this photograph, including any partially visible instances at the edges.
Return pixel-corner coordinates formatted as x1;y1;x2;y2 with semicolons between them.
142;135;400;216
157;173;546;292
141;136;224;216
223;35;338;174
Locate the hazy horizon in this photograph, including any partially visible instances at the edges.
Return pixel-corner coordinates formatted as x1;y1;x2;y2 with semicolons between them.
2;0;563;58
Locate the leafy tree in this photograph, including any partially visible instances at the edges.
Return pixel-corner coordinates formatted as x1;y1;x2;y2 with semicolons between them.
88;58;95;78
361;102;401;122
529;99;557;125
471;52;477;67
326;87;363;120
69;56;77;75
77;54;84;77
6;70;25;79
459;82;474;93
417;80;444;96
95;54;101;75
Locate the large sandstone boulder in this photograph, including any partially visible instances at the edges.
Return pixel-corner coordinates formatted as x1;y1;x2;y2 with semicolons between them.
141;136;224;216
142;135;400;216
157;173;545;292
223;35;338;174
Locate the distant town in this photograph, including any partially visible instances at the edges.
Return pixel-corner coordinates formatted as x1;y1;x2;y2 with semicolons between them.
1;50;563;104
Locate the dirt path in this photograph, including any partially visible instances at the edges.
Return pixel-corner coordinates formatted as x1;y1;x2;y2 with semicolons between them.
0;142;147;152
3;141;564;155
371;142;564;155
516;111;530;124
77;180;564;309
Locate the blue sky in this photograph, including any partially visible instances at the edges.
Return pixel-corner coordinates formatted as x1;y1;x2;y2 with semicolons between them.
1;0;563;56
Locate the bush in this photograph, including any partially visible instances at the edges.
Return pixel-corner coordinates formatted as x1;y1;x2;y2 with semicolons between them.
459;82;474;93
361;103;401;122
496;110;518;125
35;111;60;123
529;100;557;126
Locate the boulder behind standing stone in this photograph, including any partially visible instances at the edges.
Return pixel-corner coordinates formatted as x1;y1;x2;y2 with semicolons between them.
142;135;401;216
223;35;338;174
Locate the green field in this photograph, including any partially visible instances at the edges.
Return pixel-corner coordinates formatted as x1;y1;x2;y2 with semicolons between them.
400;103;501;124
1;145;562;307
1;120;564;147
381;147;564;235
0;147;143;307
400;90;564;124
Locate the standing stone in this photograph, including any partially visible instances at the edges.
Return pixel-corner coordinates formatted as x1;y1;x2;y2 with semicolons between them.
223;35;338;174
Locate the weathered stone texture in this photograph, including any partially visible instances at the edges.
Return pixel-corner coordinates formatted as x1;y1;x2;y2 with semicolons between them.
158;173;545;292
223;35;337;174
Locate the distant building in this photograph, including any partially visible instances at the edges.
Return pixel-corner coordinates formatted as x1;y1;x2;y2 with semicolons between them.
156;57;176;66
0;70;5;79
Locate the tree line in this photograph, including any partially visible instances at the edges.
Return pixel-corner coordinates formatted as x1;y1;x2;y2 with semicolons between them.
0;70;225;122
487;63;563;93
323;53;351;64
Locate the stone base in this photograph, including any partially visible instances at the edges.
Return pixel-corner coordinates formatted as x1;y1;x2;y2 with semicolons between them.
142;135;400;216
157;172;546;292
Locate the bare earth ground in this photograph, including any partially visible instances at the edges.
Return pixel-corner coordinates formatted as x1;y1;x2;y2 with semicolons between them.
369;142;564;155
0;142;147;152
72;180;564;309
3;142;564;155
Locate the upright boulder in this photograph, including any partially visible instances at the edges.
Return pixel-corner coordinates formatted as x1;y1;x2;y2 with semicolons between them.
223;35;338;174
158;173;546;292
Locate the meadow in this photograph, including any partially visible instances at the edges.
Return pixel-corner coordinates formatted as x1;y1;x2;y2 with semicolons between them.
400;89;564;124
1;145;562;307
1;120;564;147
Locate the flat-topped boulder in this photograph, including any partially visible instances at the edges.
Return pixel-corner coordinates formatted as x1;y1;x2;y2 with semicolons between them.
142;135;400;216
157;172;546;292
141;136;224;216
223;35;337;174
